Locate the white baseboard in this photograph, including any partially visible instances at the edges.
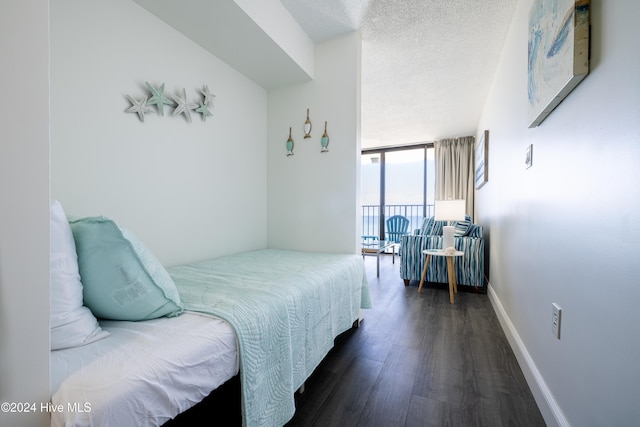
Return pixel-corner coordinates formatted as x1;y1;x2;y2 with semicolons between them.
487;283;570;427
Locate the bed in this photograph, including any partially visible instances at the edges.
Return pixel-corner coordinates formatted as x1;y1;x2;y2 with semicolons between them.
50;202;371;427
51;312;239;427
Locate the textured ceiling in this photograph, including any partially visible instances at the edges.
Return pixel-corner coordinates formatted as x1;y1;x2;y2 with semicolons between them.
282;0;518;148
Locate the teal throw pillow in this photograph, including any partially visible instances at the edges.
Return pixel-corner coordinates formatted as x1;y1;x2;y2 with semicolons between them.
69;216;183;321
419;216;434;235
431;220;445;235
454;214;473;236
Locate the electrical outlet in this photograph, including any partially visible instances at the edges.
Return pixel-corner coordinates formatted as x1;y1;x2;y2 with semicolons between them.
552;303;562;339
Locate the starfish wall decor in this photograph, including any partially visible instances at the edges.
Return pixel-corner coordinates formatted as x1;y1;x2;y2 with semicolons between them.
125;95;155;122
145;82;175;116
201;84;216;107
171;88;198;123
126;83;215;123
194;101;213;121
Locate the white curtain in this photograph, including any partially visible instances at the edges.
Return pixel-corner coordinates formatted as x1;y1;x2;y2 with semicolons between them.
434;136;475;217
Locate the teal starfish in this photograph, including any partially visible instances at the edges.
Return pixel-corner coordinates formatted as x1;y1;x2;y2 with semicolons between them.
145;82;175;116
195;100;213;121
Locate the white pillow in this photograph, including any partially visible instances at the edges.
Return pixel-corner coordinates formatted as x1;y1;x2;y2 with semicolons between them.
50;200;109;350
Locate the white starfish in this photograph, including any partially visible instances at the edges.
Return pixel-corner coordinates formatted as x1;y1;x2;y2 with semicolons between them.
126;95;155;122
201;84;216;107
171;88;197;122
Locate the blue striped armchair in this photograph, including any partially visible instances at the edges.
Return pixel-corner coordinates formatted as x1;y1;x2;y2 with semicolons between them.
400;216;485;288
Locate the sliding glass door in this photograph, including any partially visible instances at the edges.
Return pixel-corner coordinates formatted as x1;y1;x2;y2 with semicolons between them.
361;145;434;241
361;153;381;239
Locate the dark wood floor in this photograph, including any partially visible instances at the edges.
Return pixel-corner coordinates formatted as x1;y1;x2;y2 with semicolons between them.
167;253;546;427
284;254;546;427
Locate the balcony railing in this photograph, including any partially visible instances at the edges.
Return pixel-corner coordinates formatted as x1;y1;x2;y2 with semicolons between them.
362;204;435;240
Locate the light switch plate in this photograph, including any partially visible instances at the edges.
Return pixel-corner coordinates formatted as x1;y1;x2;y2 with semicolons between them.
552;303;562;339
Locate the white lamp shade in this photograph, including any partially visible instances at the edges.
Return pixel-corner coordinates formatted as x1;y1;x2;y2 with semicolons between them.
434;199;466;222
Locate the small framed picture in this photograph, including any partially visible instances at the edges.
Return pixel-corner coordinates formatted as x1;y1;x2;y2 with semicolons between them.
475;130;489;189
525;144;533;169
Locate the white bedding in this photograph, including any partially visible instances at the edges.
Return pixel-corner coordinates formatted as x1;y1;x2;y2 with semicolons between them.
50;311;239;427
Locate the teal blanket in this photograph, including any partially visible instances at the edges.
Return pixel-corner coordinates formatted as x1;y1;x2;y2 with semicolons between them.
167;249;371;427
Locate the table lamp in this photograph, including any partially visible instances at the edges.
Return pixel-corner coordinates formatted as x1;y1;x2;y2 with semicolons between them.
434;199;466;251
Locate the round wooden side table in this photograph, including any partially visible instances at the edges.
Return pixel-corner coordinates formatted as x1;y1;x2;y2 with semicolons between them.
418;249;464;304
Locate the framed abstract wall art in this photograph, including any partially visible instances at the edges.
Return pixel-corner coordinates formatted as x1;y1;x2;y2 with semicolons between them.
528;0;590;127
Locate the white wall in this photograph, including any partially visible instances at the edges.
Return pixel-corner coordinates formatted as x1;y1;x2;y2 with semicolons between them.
234;0;315;78
0;1;51;426
267;32;361;253
50;0;268;267
477;0;640;426
2;2;357;426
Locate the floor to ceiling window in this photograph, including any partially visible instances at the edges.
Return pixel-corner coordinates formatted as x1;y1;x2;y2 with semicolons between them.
361;144;435;240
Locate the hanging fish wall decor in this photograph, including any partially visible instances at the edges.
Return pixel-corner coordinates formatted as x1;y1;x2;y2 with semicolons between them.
286;127;294;156
321;121;329;153
303;108;312;138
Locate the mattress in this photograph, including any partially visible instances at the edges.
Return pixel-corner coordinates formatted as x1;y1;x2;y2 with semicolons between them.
50;311;238;427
